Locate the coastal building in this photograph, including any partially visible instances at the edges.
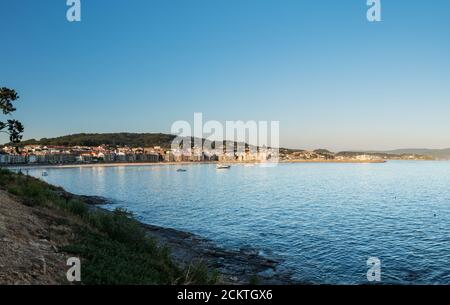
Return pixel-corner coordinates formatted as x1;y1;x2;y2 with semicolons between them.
116;152;126;162
6;155;27;164
0;154;10;164
164;151;176;162
126;154;136;162
27;155;38;164
103;153;116;162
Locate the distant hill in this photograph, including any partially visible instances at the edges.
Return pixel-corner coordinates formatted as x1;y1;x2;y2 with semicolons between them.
13;133;177;148
368;149;450;160
336;151;388;158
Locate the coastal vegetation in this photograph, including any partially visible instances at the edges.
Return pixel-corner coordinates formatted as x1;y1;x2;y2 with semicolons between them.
0;168;217;284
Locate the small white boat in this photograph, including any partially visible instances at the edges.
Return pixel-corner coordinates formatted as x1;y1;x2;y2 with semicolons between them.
216;164;231;169
176;169;187;172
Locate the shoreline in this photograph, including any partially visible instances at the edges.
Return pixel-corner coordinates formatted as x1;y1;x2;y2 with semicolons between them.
0;169;298;285
139;222;298;284
59;190;298;284
3;159;390;169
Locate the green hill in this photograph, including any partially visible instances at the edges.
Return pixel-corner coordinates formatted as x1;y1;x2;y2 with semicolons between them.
14;133;177;148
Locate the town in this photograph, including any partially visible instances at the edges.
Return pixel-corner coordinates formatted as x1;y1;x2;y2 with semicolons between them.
0;144;279;165
0;143;431;166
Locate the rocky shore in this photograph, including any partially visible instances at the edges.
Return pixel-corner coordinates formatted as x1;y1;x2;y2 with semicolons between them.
56;189;297;284
1;166;297;285
141;223;296;285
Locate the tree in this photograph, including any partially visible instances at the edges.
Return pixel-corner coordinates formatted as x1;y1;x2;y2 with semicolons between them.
0;87;24;144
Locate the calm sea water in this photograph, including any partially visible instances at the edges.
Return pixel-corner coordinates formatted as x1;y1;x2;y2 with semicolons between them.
23;161;450;284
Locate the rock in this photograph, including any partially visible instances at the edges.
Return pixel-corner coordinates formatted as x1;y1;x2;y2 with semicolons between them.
139;218;296;284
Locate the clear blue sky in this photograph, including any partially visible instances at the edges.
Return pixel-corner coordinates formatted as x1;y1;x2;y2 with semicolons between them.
1;0;450;151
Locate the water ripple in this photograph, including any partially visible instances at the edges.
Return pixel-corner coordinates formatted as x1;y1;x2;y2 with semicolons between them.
26;161;450;284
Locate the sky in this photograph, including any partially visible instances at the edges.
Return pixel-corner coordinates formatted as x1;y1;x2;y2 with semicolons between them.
1;0;450;151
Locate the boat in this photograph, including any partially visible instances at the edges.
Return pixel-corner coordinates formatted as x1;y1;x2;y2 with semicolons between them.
176;169;187;172
216;164;231;169
42;171;48;177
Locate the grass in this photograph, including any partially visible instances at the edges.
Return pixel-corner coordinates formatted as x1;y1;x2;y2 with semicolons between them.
0;168;217;284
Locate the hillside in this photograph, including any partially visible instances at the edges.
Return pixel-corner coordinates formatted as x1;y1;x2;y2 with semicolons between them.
0;169;215;284
13;133;177;148
377;148;450;160
8;133;257;150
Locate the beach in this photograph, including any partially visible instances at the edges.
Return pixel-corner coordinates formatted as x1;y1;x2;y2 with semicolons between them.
5;159;387;170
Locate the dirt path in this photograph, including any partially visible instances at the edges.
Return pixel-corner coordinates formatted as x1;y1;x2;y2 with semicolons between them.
0;191;72;284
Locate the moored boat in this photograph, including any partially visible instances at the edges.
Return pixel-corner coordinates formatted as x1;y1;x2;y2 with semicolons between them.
216;164;231;169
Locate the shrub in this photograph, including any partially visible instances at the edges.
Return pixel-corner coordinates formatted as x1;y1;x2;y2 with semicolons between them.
87;208;153;251
66;199;89;218
0;169;217;285
182;262;219;285
61;228;180;284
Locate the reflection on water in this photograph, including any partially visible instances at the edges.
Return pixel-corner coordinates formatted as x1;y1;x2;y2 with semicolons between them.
22;161;450;284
